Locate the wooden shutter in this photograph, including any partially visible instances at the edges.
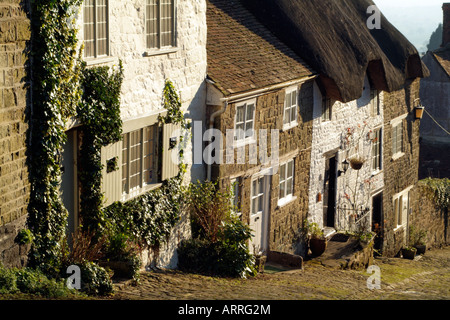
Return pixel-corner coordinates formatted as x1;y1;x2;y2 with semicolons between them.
161;123;181;181
101;140;123;207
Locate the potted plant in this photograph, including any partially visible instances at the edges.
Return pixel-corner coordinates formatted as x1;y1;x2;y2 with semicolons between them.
401;246;417;260
410;226;427;255
358;231;375;249
306;222;327;256
348;157;365;170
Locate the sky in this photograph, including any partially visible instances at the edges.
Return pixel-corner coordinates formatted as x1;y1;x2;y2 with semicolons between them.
373;0;445;53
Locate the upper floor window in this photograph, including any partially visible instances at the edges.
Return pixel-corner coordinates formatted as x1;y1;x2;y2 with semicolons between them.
370;89;380;116
283;88;298;129
371;128;382;172
146;0;176;50
392;122;403;157
322;97;332;122
234;99;255;144
84;0;109;58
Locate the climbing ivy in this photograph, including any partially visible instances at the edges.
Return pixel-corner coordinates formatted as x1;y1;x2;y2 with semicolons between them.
27;0;83;275
418;178;450;211
103;80;188;251
77;62;124;237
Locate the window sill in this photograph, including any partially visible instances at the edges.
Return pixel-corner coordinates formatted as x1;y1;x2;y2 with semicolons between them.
121;182;163;203
393;224;405;232
84;56;118;66
144;47;179;57
371;169;382;177
233;137;257;149
392;152;405;161
277;195;297;208
282;121;298;131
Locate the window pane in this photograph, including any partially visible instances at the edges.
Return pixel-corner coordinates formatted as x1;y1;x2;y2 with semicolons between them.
236;106;244;123
286;178;293;196
246;104;254;122
122;133;129;193
291;105;297;123
280;164;286;182
284;109;290;125
146;0;159;48
97;0;108;56
287;160;294;177
160;0;174;47
291;91;297;107
84;0;95;58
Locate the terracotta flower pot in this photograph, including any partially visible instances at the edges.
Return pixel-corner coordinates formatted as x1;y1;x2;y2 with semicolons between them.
349;158;364;170
414;245;426;255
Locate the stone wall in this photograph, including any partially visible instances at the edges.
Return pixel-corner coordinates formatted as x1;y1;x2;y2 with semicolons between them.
410;183;449;249
308;77;384;231
212;80;314;256
0;0;30;268
381;78;421;257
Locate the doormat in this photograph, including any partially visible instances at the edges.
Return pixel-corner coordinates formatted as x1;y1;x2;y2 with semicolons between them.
330;233;350;242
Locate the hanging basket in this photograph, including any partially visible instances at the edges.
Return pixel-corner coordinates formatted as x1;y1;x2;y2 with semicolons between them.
349;157;365;170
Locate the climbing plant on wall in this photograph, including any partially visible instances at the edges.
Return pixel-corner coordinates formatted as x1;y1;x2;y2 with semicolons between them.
77;62;124;237
103;80;189;251
27;0;83;275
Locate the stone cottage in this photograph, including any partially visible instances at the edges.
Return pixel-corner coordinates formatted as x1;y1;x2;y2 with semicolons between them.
0;0;208;269
205;0;316;255
233;0;429;257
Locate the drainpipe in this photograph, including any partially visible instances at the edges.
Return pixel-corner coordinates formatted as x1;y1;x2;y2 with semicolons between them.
207;99;228;181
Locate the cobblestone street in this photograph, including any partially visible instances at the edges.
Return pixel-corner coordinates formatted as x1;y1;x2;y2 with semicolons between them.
110;246;449;300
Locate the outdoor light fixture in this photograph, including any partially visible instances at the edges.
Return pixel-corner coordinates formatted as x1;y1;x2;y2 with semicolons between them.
414;99;425;120
338;159;350;176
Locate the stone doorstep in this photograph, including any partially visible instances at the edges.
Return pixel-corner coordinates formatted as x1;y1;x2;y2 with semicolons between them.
266;250;303;271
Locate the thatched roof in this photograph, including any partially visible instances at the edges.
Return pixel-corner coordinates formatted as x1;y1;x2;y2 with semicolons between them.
240;0;430;102
206;0;315;97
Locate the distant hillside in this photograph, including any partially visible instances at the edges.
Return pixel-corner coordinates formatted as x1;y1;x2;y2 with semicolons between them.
377;5;442;54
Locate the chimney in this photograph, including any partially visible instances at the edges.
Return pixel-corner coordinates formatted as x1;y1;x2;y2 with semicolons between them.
443;3;450;46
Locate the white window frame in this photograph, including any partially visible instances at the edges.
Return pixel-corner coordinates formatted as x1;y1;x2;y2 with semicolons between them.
251;176;264;216
390;113;407;160
278;159;295;206
234;99;256;147
393;186;413;231
283;86;298;130
145;0;177;55
83;0;110;59
121;124;160;200
371;127;382;173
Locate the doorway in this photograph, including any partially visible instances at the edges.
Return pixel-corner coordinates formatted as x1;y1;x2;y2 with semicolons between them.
372;192;383;251
323;155;337;228
249;175;271;253
60;129;79;243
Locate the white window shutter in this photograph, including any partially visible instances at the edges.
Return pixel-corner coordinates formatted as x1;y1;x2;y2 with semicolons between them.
101;140;123;207
162;123;181;181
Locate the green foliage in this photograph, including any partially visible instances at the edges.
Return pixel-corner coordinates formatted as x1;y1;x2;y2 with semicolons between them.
104;175;185;249
77;62;124;237
418;178;450;211
0;265;79;298
27;0;84;276
16;229;34;245
186;180;235;242
159;80;188;129
179;181;256;278
78;261;114;296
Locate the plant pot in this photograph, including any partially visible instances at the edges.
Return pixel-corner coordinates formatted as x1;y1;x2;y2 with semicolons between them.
414;245;426;255
401;248;416;260
349;158;364;170
309;238;327;256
